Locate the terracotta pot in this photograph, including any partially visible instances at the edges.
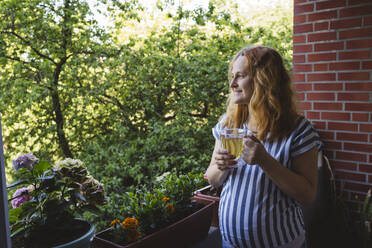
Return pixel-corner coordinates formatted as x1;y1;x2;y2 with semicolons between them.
193;185;221;227
92;200;214;248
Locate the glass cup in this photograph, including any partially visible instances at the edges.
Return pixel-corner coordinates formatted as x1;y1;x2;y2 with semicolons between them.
219;128;247;168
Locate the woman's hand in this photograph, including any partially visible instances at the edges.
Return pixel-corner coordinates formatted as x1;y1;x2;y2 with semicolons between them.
241;134;269;165
214;148;237;170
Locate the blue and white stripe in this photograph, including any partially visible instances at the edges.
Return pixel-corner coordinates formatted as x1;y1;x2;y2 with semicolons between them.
213;116;322;248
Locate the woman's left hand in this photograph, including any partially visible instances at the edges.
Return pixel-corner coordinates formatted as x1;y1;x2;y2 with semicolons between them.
241;134;269;165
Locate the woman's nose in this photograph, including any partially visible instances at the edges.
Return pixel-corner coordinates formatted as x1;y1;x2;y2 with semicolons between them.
230;78;237;88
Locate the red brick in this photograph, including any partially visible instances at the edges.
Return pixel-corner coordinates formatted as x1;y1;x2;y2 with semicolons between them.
293;64;312;73
344;182;370;192
314;63;328;71
300;101;312;110
312;121;326;129
360;164;372;173
308;53;336;62
293;74;305;82
370;155;372;163
352;113;369;122
297;92;305;101
316;0;346;10
294;44;313;53
362;61;372;69
364;16;372;26
347;39;372;49
338;92;369;101
308;10;338;22
338;72;370;81
331;160;356;170
307;92;335;100
318;130;335;139
315;21;329;31
345;103;372;112
294;35;306;44
295;3;314;14
349;0;372;5
294;14;307;24
294;83;312;91
369;175;372;183
344;143;372;153
339;28;372;39
294;24;313;34
330;18;362;29
308;73;336;82
340;6;372;18
339;50;371;60
360;124;372;132
308;32;337;42
294;0;307;3
337;132;368;142
345;82;372;91
328;122;358;131
314;102;342;110
329;62;360;70
321;112;351;121
306;111;320;119
336;151;367;162
314;42;344;51
323;140;342;149
324;150;335;159
314;82;343;91
335;171;366;181
293;55;306;63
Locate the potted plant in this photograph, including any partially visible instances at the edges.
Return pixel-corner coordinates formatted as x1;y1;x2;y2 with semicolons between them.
7;153;106;248
93;172;214;248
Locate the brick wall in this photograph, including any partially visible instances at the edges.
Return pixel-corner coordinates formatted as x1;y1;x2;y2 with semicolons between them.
293;0;372;201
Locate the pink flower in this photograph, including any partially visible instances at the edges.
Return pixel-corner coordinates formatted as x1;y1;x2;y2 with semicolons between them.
11;187;31;208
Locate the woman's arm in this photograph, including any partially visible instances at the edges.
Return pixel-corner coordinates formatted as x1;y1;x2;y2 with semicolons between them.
242;135;318;206
205;140;236;188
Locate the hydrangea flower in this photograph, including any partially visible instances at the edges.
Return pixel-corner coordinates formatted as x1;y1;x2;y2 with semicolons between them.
11;187;31;208
12;153;38;171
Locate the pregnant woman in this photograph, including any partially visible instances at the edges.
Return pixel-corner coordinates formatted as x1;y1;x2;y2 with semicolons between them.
205;45;322;248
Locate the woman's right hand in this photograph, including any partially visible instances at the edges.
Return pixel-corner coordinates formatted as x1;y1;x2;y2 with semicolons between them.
214;148;237;170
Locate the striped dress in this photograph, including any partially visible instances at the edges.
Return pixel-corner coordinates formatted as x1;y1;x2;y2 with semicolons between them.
212;116;323;248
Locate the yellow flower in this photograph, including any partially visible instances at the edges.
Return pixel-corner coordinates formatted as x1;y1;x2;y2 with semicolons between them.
110;219;120;226
164;203;175;213
122;217;139;230
162;196;170;202
126;229;141;243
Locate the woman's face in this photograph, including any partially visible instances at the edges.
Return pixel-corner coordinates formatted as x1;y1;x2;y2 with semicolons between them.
230;55;254;105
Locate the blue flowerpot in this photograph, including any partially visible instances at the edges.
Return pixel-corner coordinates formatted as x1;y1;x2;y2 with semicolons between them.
53;219;95;248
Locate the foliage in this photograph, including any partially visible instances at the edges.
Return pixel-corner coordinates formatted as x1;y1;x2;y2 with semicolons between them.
7;153;106;248
91;171;207;245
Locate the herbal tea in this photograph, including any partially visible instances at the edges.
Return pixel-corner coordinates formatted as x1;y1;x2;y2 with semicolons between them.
220;136;244;158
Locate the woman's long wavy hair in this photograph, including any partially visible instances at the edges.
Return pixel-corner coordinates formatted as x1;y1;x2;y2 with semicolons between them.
223;46;299;141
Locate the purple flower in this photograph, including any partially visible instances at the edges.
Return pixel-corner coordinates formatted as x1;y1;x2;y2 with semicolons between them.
12;153;39;171
11;187;31;208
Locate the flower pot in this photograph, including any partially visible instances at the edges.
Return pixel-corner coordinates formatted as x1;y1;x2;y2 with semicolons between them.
92;200;214;248
12;219;95;248
193;185;221;227
53;219;95;248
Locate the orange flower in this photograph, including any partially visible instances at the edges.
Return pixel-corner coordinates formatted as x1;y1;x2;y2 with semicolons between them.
164;203;175;213
162;196;170;202
110;219;120;226
126;229;141;243
122;217;139;230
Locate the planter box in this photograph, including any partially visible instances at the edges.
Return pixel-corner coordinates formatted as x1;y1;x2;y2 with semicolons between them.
193;185;221;227
92;200;214;248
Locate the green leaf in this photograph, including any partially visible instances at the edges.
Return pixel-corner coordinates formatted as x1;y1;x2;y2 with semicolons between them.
8;207;23;222
33;161;52;176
